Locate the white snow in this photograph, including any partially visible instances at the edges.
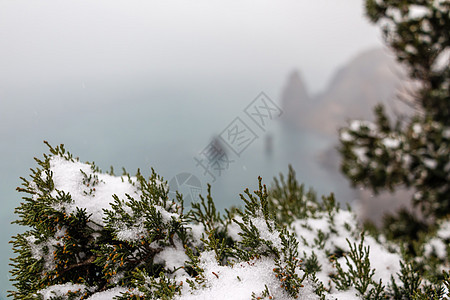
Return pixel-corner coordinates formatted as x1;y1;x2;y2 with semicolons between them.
412;123;422;134
405;45;417;55
326;289;360;300
340;131;353;142
155;204;181;222
291;210;401;288
353;147;368;163
37;283;86;299
26;235;63;271
85;287;130;300
383;137;400;148
434;0;446;8
250;216;282;250
408;5;429;19
420;19;432;33
55;226;67;239
115;217;147;242
176;251;319;300
432;48;450;73
189;223;206;246
113;205;180;242
49;156;140;225
349;120;376;132
364;236;402;283
402;154;412;168
425;219;450;259
424;238;447;259
443;127;450;139
386;7;402;23
227;217;243;242
437;220;450;240
154;240;189;275
423;158;438;169
25;235;41;260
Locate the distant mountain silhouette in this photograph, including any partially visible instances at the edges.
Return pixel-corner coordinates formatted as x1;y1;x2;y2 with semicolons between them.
280;47;416;225
280;70;310;127
281;47;412;135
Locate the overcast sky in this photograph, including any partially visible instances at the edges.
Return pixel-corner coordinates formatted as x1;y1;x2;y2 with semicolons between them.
0;0;384;97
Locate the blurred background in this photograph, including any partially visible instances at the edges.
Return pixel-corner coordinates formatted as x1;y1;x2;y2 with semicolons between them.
0;0;411;296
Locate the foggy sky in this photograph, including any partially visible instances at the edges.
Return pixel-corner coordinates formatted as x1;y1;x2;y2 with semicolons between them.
0;0;383;97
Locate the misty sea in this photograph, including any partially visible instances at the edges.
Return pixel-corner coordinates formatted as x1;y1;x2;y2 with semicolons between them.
0;87;356;296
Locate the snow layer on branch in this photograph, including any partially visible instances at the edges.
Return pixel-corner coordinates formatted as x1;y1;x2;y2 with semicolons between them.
437;220;450;240
327;289;360;299
115;217;147;242
155;204;181;222
424;158;438;169
227;216;243;242
176;251;318;300
350;236;401;284
154;239;189;275
412;123;422;134
349;120;376;132
29;153;418;299
85;287;129;300
432;48;450;73
408;5;429;19
250;216;282;250
110;200;180;243
424;219;450;259
26;235;63;271
424;238;447;259
382;137;400;148
49;156;139;225
340;130;353;142
291;210;401;286
443;128;450;139
353;147;368;163
434;0;447;10
37;283;86;299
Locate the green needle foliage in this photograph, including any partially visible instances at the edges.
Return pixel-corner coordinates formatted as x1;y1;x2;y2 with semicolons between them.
331;235;385;299
9;145;449;299
340;0;450;224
